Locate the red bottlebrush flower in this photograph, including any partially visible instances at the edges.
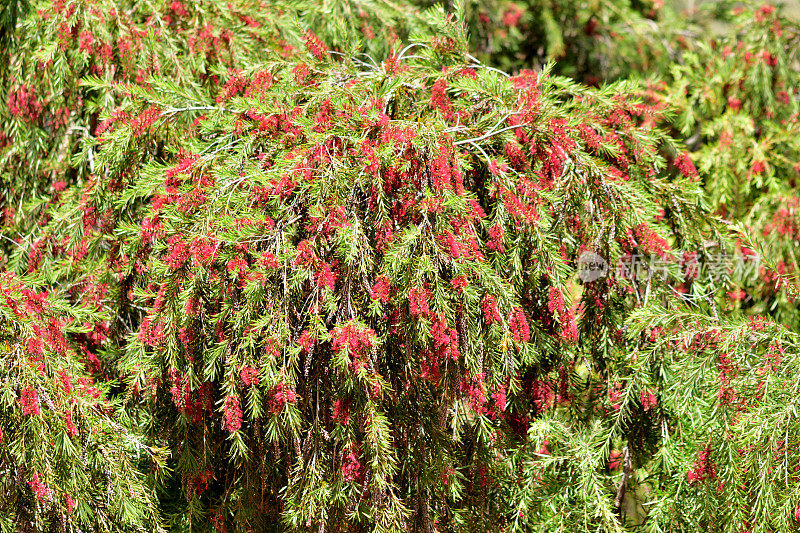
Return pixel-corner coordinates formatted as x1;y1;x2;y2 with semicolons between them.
140;217;165;244
303;30;327;59
761;50;777;67
332;398;351;425
185;296;201;316
687;444;717;485
630;223;671;258
169;0;188;17
727;96;742;111
268;382;297;414
538;440;550;457
548;287;565;316
530;379;554;412
728;288;746;301
66;494;76;514
370;276;391;303
64;410;79;437
293;62;312;86
58;369;73;394
342;446;363;482
298;330;315;353
765;342;784;371
675;152;698;179
431;313;460;360
79;30;94;52
451;275;468;295
259;251;279;270
384;126;416;144
487;385;507;419
316;262;337;291
467;199;486;221
129;106;162;136
331;324;376;372
460;372;487;414
20;386;40;416
177;187;207;214
759;4;775;16
481;295;502;325
28;473;50;502
489;159;508;175
430;79;454;119
227;256;248;278
750;160;766;176
223;395;243;433
216;72;246;103
240;366;259;387
609;450;622;470
508;307;530;343
486;224;505;253
27;337;44;358
138;315;166;346
294;240;315;268
7;85;42;122
165;236;191;270
640;389;657;411
409;286;431;317
560;309;579;343
502;5;523;27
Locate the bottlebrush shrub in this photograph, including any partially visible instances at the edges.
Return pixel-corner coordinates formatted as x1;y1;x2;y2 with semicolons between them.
648;3;800;325
0;272;166;531
8;14;731;528
0;0;428;258
622;309;800;532
459;0;695;83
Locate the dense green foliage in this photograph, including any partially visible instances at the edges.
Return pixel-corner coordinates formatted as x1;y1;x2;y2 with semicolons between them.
2;1;800;532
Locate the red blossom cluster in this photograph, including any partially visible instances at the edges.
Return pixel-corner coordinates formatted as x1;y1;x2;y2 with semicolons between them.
640;389;656;411
341;445;363;482
240;366;259;387
7;84;42;122
268;383;297;414
216;72;246;103
508;307;530;343
674;152;698;179
28;473;50;502
303;30;327;60
409;286;431;317
764;342;785;372
628;223;671;258
481;295;502;325
370;276;391;303
717;352;740;407
460;372;487;414
687;444;717;485
331;324;376;373
486;384;507;419
223;395;243;433
20;386;41;416
431;313;460;360
129;106;162;137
